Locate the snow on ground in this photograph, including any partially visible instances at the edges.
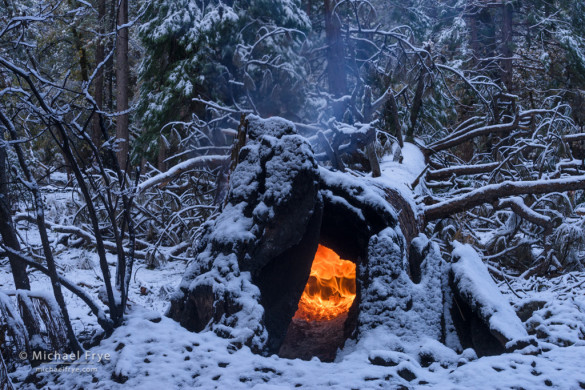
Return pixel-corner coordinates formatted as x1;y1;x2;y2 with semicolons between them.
4;273;585;390
2;150;585;389
0;241;184;341
0;186;186;342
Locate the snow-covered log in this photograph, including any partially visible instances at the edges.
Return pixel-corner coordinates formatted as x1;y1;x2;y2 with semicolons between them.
13;214;147;259
168;116;324;352
168;116;457;361
426;162;500;181
137;155;228;195
449;243;538;356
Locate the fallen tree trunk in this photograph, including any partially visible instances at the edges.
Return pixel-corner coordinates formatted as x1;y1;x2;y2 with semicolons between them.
424;109;559;157
168;116;526;362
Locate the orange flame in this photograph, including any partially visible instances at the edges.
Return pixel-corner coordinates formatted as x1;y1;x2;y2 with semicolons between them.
293;244;356;321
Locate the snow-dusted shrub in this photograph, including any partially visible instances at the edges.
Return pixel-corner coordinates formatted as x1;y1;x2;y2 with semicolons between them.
552;220;585;271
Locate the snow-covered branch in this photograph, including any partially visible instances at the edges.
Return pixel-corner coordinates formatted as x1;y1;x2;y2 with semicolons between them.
137;155;228;195
425;175;585;221
427;162;500;181
498;197;552;229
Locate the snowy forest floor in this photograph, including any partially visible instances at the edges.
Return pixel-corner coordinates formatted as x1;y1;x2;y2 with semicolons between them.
2;152;585;389
3;243;585;389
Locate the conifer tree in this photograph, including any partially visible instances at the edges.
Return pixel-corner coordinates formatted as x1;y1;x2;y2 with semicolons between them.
137;0;311;164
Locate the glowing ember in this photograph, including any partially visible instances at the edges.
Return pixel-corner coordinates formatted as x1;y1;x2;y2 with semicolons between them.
293;244;356;321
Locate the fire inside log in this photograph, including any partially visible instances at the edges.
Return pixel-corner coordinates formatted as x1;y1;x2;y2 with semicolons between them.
293;244;356;322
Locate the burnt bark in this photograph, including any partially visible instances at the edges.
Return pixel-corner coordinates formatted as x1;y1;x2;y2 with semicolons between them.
258;202;322;354
168;117;323;351
166;117;532;361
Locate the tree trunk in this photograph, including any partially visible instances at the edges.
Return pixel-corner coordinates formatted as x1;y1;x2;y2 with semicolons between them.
468;9;479;66
92;0;106;147
385;91;403;148
0;127;30;290
0;111;81;354
116;0;129;170
501;2;513;90
407;69;425;143
365;144;381;177
157;135;168;172
362;86;381;177
107;0;115;111
424;175;585;222
324;0;346;98
71;27;89;83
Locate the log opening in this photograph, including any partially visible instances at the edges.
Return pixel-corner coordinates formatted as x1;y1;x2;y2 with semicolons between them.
279;244;358;362
294;244;356;321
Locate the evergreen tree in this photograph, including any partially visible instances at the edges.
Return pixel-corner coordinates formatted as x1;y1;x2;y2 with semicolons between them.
137;0;311;163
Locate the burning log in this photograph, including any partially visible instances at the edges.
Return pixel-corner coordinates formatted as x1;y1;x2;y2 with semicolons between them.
168;116;530;362
278;245;357;361
169;116;323;353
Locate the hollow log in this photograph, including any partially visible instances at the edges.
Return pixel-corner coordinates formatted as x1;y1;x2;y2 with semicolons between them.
168;116;528;361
